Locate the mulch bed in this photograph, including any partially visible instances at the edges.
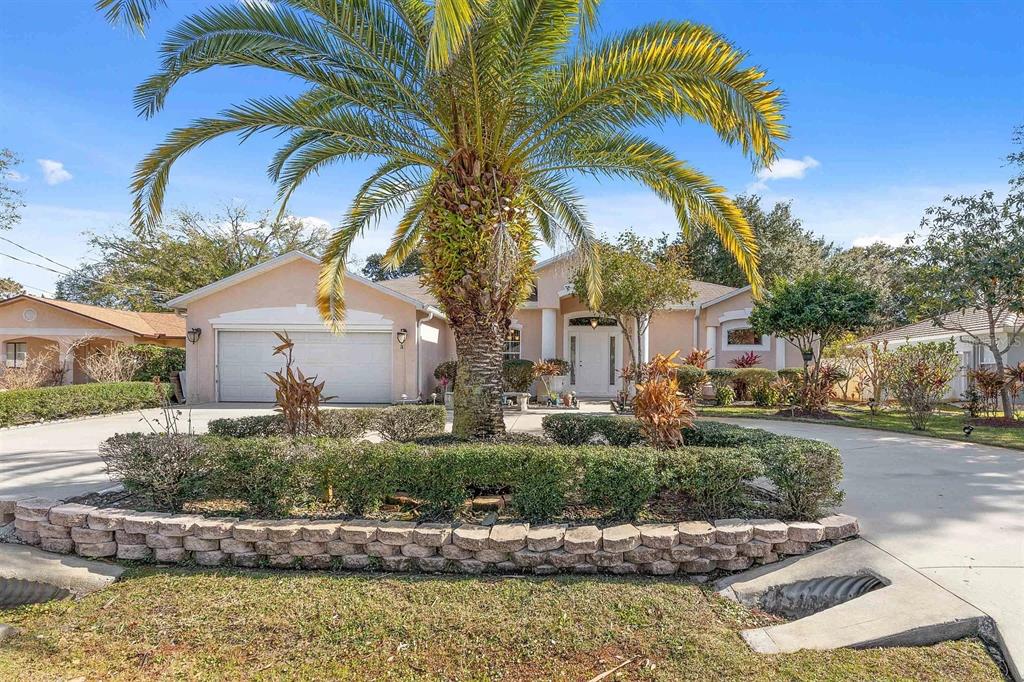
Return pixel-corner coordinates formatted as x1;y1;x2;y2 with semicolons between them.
773;407;848;421
968;417;1024;429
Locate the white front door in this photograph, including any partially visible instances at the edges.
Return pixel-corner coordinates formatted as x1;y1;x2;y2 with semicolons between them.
568;328;620;397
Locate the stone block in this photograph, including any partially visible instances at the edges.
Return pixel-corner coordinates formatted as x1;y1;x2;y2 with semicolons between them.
489;523;529;552
365;541;399;558
676;521;715;546
15;498;57;522
267;553;297;569
737;540;774;558
413;522;453;547
232;520;271;542
116;544;152;561
264;520;305;542
0;494;32;514
756;552;780;565
146;534;183;549
115;530;147;545
563;525;601;553
289;541;326;557
774;539;810;555
526;524;566;552
193;550;227;566
301;520;341;543
400;543;436;558
301;554;332;570
818;514;859;540
15;530;40;545
493;561;518;573
572;563;598;574
326;540;360;556
154;548;188;563
378;521;418;546
341;554;371;570
339;520;378;544
474;549;508;563
76;541;117;558
1;512;12;525
608;562;638;575
788;522;825;543
381;556;414;572
192;517;238;540
36;522;71;539
39;537;74;554
511;549;547;568
588;550;623;567
471;495;505;511
417;556;448;573
440;544;474;560
457;559;485;574
751;519;789;543
48;503;97;527
452;524;490;551
158;515;203;536
122;511;170;535
681;558;714;573
547;550;578;569
534;565;558;576
643;560;678;576
602;524;641;553
716;557;753;571
232;553;261;568
700;543;737;560
667;545;699;562
220;538;254;554
87;509;127;531
70;527;113;544
13;518;37;531
714;519;753;545
624;546;661;564
638;523;678;549
184;536;222;552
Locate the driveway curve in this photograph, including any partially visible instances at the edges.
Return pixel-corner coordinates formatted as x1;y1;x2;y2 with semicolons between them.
714;417;1024;679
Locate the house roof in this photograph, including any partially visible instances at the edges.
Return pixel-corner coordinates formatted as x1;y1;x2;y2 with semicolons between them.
378;275;438;308
689;281;740;307
0;295;185;338
860;309;1022;343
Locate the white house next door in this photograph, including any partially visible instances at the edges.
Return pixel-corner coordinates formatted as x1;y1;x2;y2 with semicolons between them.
568;327;619;397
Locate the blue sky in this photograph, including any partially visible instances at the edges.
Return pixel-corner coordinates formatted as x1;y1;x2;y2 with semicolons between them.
2;0;1022;296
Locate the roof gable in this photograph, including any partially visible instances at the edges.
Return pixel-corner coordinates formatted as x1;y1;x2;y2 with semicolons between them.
0;295;184;338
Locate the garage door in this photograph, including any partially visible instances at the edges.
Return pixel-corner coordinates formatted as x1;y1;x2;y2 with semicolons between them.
217;330;392;403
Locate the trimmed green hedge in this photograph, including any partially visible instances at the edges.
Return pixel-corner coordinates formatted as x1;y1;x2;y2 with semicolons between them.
127;345;185;381
541;413;644;446
0;382;167;427
207;405;445;441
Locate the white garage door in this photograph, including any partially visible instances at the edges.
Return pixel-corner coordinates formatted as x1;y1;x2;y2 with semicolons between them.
217;330;392;403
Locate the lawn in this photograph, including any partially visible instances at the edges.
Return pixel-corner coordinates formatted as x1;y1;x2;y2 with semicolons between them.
0;569;1001;681
698;403;1024;451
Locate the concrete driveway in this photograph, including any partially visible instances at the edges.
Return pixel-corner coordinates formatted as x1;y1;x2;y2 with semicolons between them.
714;417;1024;679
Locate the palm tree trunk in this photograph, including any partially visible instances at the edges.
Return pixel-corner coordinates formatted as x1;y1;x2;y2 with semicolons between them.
452;318;506;438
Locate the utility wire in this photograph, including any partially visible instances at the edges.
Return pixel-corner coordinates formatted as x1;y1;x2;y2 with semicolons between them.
0;235;78;274
0;251;181;299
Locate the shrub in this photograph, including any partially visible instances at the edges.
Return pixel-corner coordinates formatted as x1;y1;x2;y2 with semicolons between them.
682;421;778;448
266;331;331;436
99;432;207;511
682;348;712;369
207;414;285;438
634;352;694;448
0;381;167;427
434;360;457;393
778;368;804;385
734;368;777;390
659;446;764;517
82;344;144;383
880;340;960;429
714;384;735;406
759;438;845;519
203;436;305;515
675;364;707;400
129;344;186;381
706;368;736;389
730;351;762;368
373;404;446;441
502;359;535;392
541;414;643;446
751;382;781;407
580;447;659;517
319;408;378;438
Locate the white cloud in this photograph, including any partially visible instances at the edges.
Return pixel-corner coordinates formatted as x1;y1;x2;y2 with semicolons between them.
748;156;820;192
4;170;26;182
298;215;332;232
36;159;72;185
851;233;910;248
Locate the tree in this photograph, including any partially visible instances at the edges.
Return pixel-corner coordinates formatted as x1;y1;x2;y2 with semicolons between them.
685;195;836;286
750;271;879;412
0;277;24;299
1;148;25;231
362;249;424;281
829;242;917;329
108;1;786;437
55;205;329;310
571;231;693;398
880;341;960;430
904;142;1024;419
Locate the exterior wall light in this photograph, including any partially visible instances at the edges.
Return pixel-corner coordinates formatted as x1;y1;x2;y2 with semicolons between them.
186;328;202;344
801;348;814;362
396;328;408;348
589;317;599;329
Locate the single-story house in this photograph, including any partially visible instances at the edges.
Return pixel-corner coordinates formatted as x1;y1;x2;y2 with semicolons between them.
167;250;801;404
0;295;185;384
860;310;1024;399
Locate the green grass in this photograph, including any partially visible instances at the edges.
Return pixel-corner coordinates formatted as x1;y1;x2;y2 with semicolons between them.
697;403;1024;451
0;568;1001;680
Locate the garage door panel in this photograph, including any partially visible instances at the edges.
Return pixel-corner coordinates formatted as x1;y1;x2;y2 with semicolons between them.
218;330;392;403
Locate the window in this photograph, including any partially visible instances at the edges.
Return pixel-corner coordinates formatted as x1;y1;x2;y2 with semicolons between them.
503;328;522;359
526;285;538;302
569;336;577;385
5;342;27;368
609;336;616;386
721;319;770;350
568;316;617;327
726;327;760;346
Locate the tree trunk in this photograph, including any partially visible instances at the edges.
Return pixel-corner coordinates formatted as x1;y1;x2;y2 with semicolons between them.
991;352;1015;421
452;317;507;438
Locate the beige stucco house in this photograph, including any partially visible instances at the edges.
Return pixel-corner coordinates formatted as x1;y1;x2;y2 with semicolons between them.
167;250;801;404
0;295;184;384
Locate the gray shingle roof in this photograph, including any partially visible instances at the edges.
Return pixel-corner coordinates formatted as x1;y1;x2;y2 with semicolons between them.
861;309;1021;343
378;275;438;308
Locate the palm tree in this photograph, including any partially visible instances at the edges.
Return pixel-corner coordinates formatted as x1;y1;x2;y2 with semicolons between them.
101;0;787;437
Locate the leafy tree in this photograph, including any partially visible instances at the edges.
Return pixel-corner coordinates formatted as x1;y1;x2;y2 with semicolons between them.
685;195;836;286
0;277;24;299
1;148;24;231
104;0;787;437
55;205;329;310
750;271;878;412
572;231;693;397
362;248;424;281
829;242;917;329
880;340;960;430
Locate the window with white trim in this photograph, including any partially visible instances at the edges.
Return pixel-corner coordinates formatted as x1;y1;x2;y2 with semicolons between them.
721;320;770;350
5;342;27;368
503;328;522;360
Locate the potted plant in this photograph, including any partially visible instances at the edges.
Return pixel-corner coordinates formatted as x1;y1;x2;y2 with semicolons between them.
533;358;570;404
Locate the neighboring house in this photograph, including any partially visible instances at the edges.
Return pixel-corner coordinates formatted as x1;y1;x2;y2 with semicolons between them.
0;295;185;384
168;250;801;404
859;310;1024;399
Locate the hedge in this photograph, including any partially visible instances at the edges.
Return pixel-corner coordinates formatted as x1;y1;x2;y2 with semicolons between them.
206;405;445;441
541;413;644;446
0;381;168;427
127;345;185;381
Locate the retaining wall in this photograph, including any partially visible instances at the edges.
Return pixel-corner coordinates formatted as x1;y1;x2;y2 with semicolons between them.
2;496;859;576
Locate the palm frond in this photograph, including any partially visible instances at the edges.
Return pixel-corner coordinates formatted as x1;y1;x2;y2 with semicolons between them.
95;0;166;34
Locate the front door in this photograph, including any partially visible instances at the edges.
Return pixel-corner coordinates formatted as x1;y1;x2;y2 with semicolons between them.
569;327;619;397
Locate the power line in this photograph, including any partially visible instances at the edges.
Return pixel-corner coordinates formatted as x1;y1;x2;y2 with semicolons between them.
0;235;77;274
0;251;182;299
